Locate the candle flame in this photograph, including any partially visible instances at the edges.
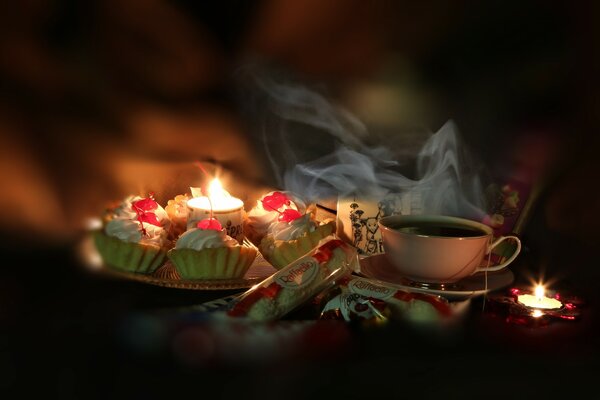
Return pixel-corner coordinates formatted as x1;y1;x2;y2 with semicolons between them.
208;178;231;200
209;178;223;195
534;285;545;301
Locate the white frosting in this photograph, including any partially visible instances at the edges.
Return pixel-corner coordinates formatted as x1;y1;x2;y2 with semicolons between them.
270;214;317;241
246;191;307;238
110;195;169;225
104;195;170;246
105;218;167;246
175;228;238;250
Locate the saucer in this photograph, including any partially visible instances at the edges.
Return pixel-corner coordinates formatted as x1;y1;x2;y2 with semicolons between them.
358;254;514;301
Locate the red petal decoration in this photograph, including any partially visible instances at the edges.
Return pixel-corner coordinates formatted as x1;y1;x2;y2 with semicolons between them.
132;197;158;212
138;212;161;227
197;218;222;231
278;209;303;222
132;196;162;234
261;191;291;212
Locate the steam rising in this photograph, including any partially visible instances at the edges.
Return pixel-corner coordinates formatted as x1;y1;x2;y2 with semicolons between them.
240;68;488;220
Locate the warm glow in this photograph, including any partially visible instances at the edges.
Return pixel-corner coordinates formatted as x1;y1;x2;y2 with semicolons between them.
208;178;229;199
532;309;544;318
187;178;243;212
84;217;103;231
535;285;545;300
517;283;562;310
185;177;245;238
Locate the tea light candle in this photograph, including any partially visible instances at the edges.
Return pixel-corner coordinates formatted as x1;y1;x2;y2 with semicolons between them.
485;283;583;326
187;178;245;242
517;285;562;315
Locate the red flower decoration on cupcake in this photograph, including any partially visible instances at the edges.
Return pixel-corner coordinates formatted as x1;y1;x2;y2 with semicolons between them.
261;191;305;223
137;213;160;226
132;195;161;236
197;218;222;231
132;197;158;213
261;191;291;212
278;209;302;222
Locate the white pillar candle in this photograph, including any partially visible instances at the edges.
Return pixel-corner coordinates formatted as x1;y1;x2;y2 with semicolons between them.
187;178;245;242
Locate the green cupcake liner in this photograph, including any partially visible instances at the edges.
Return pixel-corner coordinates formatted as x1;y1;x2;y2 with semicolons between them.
93;230;167;274
259;221;335;270
167;246;257;280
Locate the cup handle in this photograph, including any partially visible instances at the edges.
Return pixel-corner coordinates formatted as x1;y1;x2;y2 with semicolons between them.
474;235;522;274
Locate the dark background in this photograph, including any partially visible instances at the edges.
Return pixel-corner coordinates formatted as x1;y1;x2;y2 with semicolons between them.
1;0;599;398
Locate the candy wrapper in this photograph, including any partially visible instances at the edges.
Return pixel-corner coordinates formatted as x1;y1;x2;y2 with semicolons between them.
227;236;358;321
318;275;457;325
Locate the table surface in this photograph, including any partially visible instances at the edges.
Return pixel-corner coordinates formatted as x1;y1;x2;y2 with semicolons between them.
2;223;599;398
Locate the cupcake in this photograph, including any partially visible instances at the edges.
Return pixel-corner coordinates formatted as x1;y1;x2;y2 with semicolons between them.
94;194;171;274
258;205;336;270
244;191;313;245
168;218;257;280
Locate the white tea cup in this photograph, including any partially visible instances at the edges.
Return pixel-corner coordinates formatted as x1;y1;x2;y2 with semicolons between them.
379;215;521;284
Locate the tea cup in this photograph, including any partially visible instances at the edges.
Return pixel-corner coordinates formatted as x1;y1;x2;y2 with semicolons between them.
378;215;521;284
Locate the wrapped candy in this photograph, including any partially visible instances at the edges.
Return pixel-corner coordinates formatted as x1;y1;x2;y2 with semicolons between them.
318;275;454;325
227;236;358;321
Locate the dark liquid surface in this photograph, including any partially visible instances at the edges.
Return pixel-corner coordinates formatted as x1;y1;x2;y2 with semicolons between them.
391;222;485;237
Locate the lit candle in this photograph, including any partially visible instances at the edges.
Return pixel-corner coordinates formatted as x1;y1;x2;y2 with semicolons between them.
517;285;562;316
187;178;245;242
485;285;582;325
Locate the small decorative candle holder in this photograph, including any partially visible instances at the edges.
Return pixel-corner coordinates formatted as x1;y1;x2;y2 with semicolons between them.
187;178;245;242
485;285;585;326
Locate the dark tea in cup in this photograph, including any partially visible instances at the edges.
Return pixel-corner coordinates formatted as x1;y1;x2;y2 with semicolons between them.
392;222;487;238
